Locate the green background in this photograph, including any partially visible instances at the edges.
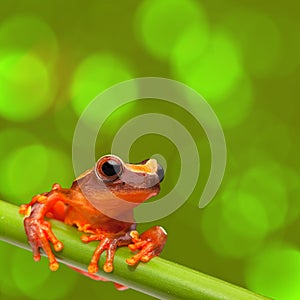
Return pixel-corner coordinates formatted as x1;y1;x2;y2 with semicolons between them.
0;0;299;299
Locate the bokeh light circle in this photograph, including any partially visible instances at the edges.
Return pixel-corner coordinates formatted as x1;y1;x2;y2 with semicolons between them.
201;159;288;258
212;75;253;128
0;144;48;203
0;142;72;204
185;75;253;129
172;25;209;72
0;51;52;121
71;53;134;116
221;8;282;78
245;244;300;300
135;0;208;60
201;187;266;259
172;29;243;103
237;162;288;231
0;14;58;63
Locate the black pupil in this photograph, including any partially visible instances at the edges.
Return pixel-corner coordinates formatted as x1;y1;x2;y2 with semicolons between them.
101;160;121;177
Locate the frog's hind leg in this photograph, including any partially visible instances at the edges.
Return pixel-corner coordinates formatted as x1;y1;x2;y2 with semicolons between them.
19;183;76;271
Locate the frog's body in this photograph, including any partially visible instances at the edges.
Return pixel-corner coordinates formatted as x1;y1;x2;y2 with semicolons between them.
20;155;167;288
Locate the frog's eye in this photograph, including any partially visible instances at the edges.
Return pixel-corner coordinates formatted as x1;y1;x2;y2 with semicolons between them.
101;160;122;176
96;157;123;181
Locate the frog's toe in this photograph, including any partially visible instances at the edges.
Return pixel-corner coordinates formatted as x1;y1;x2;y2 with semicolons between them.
87;237;117;273
88;263;99;273
126;243;154;266
86;234;132;273
49;261;59;271
19;204;30;215
126;226;167;266
103;261;113;273
81;233;104;243
24;217;62;271
32;246;41;262
141;253;152;263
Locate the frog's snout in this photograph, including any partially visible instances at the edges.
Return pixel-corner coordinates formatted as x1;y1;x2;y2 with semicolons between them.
144;159;164;183
157;164;164;182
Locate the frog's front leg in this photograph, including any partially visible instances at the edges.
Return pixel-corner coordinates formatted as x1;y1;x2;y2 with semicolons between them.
126;226;167;266
81;231;133;273
19;184;70;271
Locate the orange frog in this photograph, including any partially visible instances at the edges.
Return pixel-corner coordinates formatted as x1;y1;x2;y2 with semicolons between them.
19;155;167;287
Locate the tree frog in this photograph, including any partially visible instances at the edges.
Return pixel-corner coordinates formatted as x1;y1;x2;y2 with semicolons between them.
19;155;167;287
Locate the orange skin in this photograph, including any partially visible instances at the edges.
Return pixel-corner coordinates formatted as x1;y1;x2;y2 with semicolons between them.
19;155;167;289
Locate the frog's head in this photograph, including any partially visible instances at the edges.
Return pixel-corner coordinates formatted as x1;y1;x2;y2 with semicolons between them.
94;155;164;204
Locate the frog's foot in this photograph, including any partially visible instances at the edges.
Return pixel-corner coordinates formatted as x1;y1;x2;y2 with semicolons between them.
21;185;68;271
126;226;167;266
24;217;63;271
81;233;132;273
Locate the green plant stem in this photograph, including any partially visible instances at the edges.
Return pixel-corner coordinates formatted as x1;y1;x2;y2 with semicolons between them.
0;200;269;300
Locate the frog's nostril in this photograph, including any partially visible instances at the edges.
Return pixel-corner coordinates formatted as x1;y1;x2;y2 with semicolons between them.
157;165;164;182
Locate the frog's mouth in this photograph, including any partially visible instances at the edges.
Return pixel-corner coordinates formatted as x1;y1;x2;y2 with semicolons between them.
82;156;164;216
115;158;164;202
111;182;161;203
101;158;164;204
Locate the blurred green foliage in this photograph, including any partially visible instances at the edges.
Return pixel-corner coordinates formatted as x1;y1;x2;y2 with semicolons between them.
0;0;299;299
